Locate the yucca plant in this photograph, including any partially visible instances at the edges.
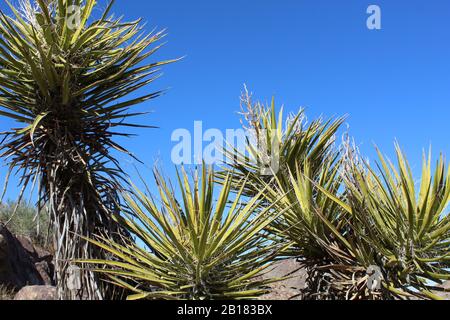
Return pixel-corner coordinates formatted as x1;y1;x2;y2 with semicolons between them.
78;167;284;300
331;144;450;299
262;140;450;300
0;0;174;299
218;89;344;198
220;90;360;299
260;158;373;300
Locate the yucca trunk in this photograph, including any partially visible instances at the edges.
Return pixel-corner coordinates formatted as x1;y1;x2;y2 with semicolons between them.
44;158;122;299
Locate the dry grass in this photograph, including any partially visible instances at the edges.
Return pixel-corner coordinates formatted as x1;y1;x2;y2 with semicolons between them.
0;285;14;301
0;201;52;250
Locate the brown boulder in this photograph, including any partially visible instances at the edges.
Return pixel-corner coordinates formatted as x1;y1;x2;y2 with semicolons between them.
14;285;57;300
0;224;54;290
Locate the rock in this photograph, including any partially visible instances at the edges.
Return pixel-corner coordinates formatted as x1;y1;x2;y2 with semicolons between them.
0;224;54;290
14;286;57;300
436;281;450;300
260;259;307;300
0;234;7;259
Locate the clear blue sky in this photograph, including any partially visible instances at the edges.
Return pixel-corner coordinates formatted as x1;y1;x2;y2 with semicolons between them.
0;0;449;201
